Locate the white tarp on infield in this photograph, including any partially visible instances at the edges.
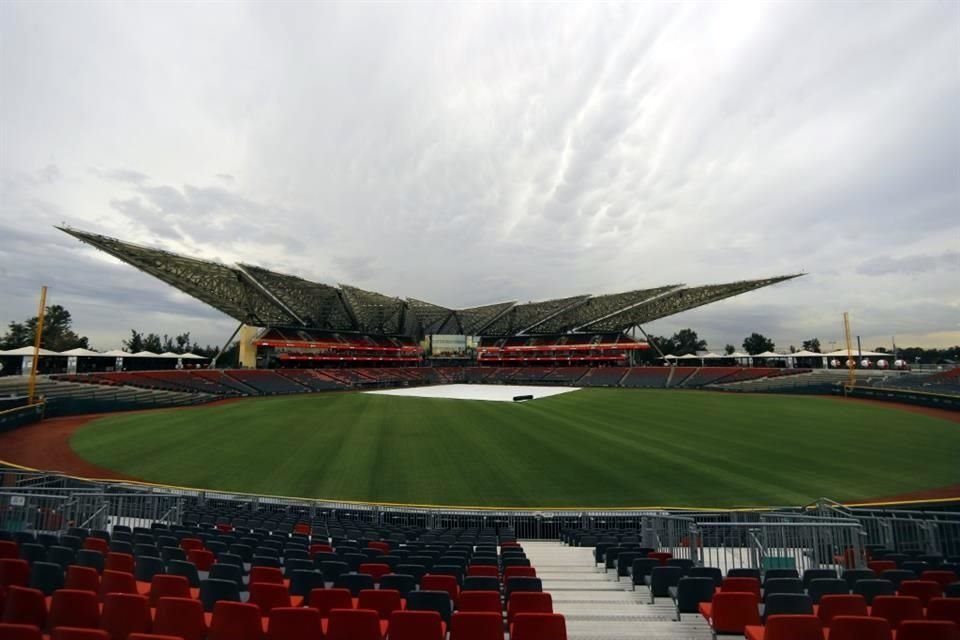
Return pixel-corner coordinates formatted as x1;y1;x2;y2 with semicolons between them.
365;384;581;402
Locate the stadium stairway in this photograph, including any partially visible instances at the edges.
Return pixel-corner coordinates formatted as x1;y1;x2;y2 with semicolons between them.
523;540;712;640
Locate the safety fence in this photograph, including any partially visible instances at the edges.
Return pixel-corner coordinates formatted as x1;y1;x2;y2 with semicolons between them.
1;467;958;568
0;401;45;433
838;385;960;410
812;498;960;557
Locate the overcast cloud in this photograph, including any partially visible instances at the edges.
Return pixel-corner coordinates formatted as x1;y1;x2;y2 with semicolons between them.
1;1;958;351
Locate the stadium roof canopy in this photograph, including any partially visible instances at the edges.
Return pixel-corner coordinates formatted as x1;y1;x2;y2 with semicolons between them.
59;226;803;337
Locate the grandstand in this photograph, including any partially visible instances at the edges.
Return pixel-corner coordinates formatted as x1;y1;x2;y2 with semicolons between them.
58;226;802;369
1;464;958;640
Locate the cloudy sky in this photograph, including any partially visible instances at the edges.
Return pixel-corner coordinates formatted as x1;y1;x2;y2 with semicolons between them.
1;1;958;352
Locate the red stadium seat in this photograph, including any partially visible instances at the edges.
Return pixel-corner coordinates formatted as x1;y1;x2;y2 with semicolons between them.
510;612;568;640
1;586;47;628
99;571;137;600
128;635;189;640
449;611;504;640
179;539;203;553
51;629;110;640
507;591;553;624
648;552;672;565
0;541;20;560
816;594;868;626
248;582;292;614
249;566;285;586
929;598;960;625
147;574;191;608
744;614;823;640
502;566;536;583
367;541;390;554
698;591;760;635
827;615;892;640
104;554;134;575
325;608;381;640
309;544;333;557
49;589;100;631
357;588;402;620
81;539;108;555
458;590;502;613
387;610;445;640
0;559;30;587
868;561;897;575
187;550;214;572
895;620;960;640
208;601;263;640
870;595;924;629
421;574;460;606
101;593;152;640
922;571;959;591
308;588;354;617
65;566;99;593
358;563;391;582
265;606;324;640
720;577;762;601
899;580;943;606
0;623;43;640
467;565;499;578
153;596;207;640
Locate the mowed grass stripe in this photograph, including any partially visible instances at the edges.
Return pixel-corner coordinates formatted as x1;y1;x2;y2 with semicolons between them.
70;388;960;508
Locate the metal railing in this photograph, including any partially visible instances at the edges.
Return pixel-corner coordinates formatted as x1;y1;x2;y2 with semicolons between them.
812;498;960;557
1;466;957;553
691;520;866;573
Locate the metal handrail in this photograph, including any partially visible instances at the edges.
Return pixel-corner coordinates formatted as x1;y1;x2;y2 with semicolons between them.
79;503;108;529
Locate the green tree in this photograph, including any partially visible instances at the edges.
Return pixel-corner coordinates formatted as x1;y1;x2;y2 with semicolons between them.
801;338;821;353
123;330;144;353
743;332;775;355
1;305;89;350
647;334;677;356
724;344;736;355
671;328;707;355
175;332;192;354
0;321;31;349
143;333;163;353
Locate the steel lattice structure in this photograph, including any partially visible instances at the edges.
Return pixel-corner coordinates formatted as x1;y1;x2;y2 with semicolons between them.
59;227;802;337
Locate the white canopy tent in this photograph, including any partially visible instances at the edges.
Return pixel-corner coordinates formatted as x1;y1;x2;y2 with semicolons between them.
1;346;62;357
754;351;787;359
787;350;822;358
60;348;102;357
822;349;891;358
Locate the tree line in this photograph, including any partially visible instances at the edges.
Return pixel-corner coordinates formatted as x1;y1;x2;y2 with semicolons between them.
1;305;956;365
0;306;238;367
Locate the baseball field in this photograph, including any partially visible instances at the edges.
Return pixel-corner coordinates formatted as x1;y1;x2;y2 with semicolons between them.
69;387;960;508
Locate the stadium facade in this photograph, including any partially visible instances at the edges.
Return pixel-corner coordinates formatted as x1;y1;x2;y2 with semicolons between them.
59;227;801;367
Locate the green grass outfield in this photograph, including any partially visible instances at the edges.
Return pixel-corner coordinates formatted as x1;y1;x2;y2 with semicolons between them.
70;388;960;508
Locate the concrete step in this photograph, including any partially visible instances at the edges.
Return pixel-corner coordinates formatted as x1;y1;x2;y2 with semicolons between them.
522;541;713;640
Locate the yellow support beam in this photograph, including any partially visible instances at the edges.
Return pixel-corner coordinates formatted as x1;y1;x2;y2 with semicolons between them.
27;286;48;404
843;311;856;391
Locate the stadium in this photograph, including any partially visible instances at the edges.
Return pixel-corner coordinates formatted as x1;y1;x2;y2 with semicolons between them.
1;226;958;640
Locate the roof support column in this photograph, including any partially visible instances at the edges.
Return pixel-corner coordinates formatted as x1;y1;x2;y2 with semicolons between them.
211;321;244;369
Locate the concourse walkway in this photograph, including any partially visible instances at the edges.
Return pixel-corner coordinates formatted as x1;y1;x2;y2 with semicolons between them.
523;541;713;640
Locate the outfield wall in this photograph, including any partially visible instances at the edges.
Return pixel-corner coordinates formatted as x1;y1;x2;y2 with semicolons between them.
838;385;960;411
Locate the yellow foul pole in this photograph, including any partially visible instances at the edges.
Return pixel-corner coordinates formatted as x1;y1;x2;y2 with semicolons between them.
27;286;48;404
843;311;856;391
